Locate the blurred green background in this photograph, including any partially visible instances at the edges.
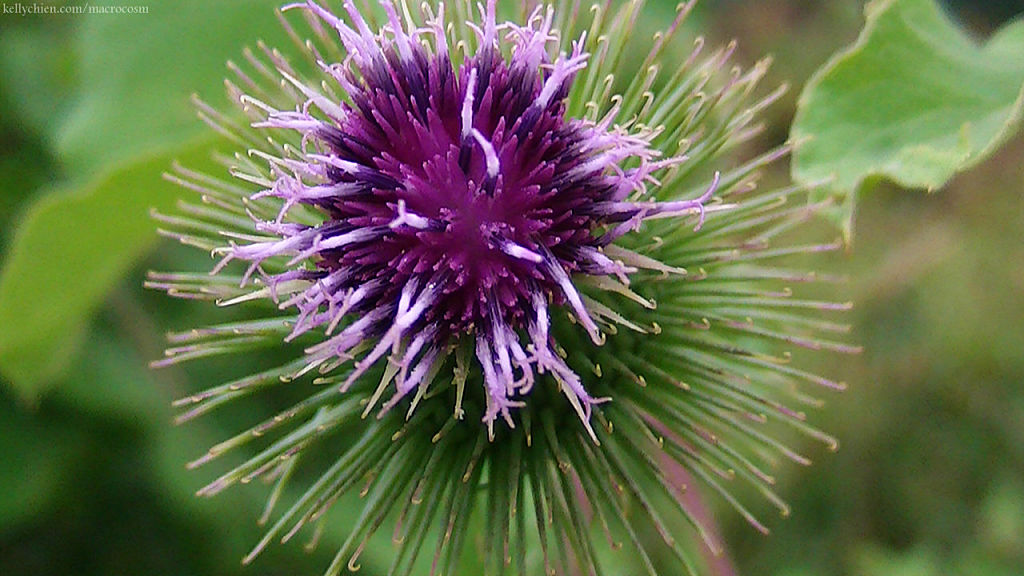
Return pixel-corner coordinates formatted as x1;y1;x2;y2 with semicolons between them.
1;1;1022;575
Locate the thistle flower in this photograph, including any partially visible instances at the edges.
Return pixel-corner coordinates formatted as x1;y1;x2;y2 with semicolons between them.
149;1;857;575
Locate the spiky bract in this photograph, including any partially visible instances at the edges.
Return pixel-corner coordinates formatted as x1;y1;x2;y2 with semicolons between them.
149;1;855;575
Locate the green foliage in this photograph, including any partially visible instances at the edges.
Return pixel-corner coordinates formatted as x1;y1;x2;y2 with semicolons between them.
0;19;77;138
0;2;1023;576
0;0;288;398
57;0;290;174
0;142;220;397
0;396;81;532
791;0;1024;239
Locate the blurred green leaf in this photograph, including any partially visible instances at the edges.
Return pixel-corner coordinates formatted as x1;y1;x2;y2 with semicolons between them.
56;0;288;176
855;544;940;576
0;139;221;399
54;313;168;424
0;0;302;399
0;392;80;534
0;24;66;251
0;21;77;140
978;476;1024;557
0;132;55;252
791;0;1024;239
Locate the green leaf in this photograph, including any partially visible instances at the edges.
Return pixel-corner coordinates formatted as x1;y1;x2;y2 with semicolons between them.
0;0;294;399
855;544;941;576
0;139;223;400
56;0;288;176
791;0;1024;239
0;19;77;140
0;392;82;534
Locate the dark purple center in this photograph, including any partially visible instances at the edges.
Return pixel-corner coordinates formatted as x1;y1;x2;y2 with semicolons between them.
310;47;608;334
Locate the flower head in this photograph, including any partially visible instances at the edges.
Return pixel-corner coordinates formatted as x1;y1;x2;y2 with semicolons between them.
150;1;856;575
197;0;720;440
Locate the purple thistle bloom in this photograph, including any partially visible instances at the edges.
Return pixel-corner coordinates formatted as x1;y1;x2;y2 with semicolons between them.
205;0;713;438
149;1;856;575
